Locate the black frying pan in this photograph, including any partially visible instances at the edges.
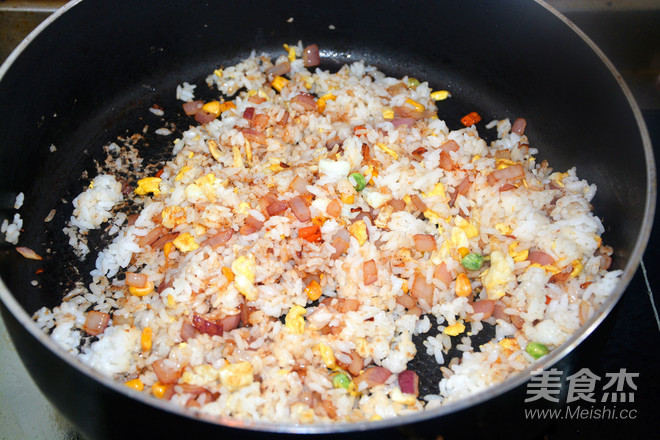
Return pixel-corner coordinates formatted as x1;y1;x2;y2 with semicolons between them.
0;1;655;439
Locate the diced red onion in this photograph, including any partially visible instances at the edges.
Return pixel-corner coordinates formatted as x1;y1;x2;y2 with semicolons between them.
391;117;416;128
388;199;406;212
433;262;453;286
487;164;524;186
180;321;196;341
192;314;223;336
398;370;419;396
291;93;317;111
469;300;495;320
182;100;203;115
248;95;267;105
413;234;436;252
241;128;266;144
527;251;555;266
510;314;525;329
150;232;179;250
201;229;233;248
279;110;289;125
439;150;454;171
410;194;428;212
439;140;460;152
396;292;416;309
492;304;510;322
511;118;527;135
337;298;360;313
245;215;264;231
302;44;320;67
393;106;423;120
125;272;148;288
348;351;364;377
354;366;391;388
288;196;311;222
243;107;255;120
266;61;291;77
252;113;269;130
83;311;110;336
330;237;348;259
194;110;216;124
386;83;407;95
363;260;378;285
239;224;257;235
219;313;241;332
266;200;288;216
411;274;434;307
326;199;342;217
152;359;182;384
290;175;309;194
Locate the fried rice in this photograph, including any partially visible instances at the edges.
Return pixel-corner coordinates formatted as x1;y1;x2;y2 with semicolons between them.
33;42;621;423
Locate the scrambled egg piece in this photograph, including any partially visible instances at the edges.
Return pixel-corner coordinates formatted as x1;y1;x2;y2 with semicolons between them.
236;202;251;214
348;220;368;246
181;364;221;386
495;223;513;235
450;226;469;251
498;338;520;356
316;343;337;369
135;177;161;196
219;361;254;391
375;143;399;159
231;254;258;300
424;182;446;200
390;388;417;406
508;241;529;262
455;216;478;238
172;232;199;253
161;206;186;229
444;322;466;336
175;165;191;181
570;259;583;278
285;305;306;334
481;250;515;300
362;189;391;209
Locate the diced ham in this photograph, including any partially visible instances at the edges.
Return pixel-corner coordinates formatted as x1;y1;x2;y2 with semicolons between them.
152;359;182;384
398;370;419;396
84;311;110;336
354;367;391;388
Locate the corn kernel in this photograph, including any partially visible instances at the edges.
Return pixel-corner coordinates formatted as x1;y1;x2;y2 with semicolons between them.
141;327;152;352
222;266;234;283
405;98;425;112
218;101;236;114
129;281;155;297
305;280;323;301
283;43;296;62
340;192;354;204
151;382;168;399
430;90;451;101
213;68;223;78
167;294;176;308
202;101;222;117
455;273;472;297
401;279;409;294
271;75;289;92
458;247;470;258
382;108;394;119
444;321;466;336
125;378;144;392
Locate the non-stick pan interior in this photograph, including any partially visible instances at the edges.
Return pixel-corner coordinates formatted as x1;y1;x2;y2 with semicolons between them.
0;0;653;437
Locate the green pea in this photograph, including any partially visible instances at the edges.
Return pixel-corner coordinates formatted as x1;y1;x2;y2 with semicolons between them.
407;77;420;89
526;342;549;359
349;172;367;191
461;253;484;271
332;372;351;389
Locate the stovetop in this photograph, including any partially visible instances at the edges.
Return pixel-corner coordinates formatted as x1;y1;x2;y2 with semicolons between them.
0;2;658;439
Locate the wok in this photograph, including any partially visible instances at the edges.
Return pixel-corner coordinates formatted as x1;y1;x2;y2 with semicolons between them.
0;0;655;439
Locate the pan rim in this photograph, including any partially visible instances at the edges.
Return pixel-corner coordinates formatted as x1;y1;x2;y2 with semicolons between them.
0;0;656;434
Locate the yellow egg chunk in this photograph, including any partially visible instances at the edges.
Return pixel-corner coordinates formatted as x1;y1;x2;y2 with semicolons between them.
135;177;161;196
219;361;254;391
172;232;199;253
